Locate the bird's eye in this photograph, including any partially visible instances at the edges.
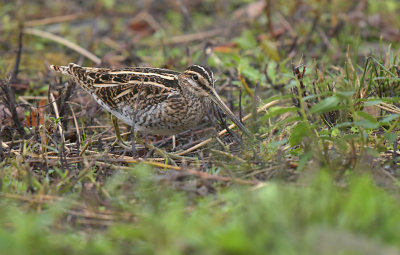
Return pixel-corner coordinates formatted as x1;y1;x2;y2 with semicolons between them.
192;74;199;80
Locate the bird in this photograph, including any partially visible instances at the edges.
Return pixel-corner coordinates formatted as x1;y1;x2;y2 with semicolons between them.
49;63;250;141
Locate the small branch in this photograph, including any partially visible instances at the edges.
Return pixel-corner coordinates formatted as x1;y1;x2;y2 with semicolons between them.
11;26;23;83
23;28;101;65
69;104;81;151
25;13;88;27
0;80;25;137
140;29;224;46
97;161;256;185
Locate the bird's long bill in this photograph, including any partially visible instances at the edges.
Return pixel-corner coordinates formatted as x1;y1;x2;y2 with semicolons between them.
209;88;251;136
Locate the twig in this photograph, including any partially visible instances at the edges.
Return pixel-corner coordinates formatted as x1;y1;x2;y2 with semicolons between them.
141;29;224;45
23;28;101;65
137;136;195;162
11;26;23;83
0;13;89;32
29;151;252;184
25;13;88;27
377;102;400;114
97;161;255;185
265;0;275;36
50;92;65;144
275;11;296;38
66;209;134;222
79;138;93;156
239;89;243;123
69;104;81;151
58;81;74;122
209;149;247;163
84;150;169;162
0;80;25;137
177;0;195;31
131;11;162;31
0;128;4;161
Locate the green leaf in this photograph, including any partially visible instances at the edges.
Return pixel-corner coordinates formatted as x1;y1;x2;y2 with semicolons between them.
380;114;400;124
384;132;397;143
234;30;257;50
241;66;262;83
354;119;379;129
309;96;340;114
285;79;298;89
331;128;340;137
337;91;355;97
260;39;280;61
335;122;353;129
262;106;298;120
355;111;379;129
289;122;311;146
100;0;115;9
364;99;383;106
266;62;277;83
356;111;377;122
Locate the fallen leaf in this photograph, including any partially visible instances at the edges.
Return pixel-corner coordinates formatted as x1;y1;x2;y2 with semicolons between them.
213;42;239;53
0;104;25;128
233;0;267;20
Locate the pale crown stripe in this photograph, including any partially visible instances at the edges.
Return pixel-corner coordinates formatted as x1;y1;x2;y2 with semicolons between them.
192;65;213;83
185;71;212;87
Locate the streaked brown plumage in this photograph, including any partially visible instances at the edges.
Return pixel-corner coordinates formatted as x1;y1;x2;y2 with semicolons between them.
50;63;250;136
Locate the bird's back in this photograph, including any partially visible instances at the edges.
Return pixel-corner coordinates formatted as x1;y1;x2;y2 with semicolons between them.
50;63;181;109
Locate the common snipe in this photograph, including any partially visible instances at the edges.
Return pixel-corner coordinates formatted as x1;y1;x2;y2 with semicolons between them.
50;63;250;137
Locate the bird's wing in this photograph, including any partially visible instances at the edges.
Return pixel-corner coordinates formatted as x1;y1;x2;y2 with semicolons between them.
51;63;181;109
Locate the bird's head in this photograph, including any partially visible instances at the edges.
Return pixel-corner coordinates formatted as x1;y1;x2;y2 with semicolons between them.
179;65;250;136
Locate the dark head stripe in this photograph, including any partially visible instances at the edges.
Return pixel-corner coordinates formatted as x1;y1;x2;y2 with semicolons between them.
186;65;213;86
